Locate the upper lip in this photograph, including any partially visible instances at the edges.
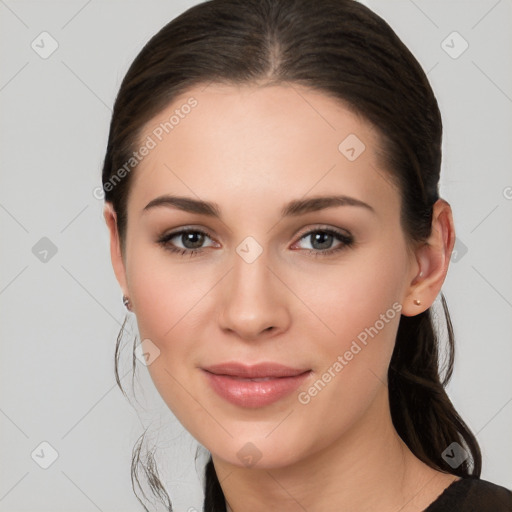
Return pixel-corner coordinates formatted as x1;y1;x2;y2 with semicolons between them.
202;362;311;378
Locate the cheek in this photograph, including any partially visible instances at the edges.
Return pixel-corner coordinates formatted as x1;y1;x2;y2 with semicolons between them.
124;246;217;415
126;243;209;340
297;247;405;357
288;257;404;453
125;252;209;433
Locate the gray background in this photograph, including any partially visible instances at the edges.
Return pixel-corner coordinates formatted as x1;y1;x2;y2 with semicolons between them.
1;0;511;511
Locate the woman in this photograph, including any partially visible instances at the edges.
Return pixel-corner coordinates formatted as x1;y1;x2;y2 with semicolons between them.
101;0;512;510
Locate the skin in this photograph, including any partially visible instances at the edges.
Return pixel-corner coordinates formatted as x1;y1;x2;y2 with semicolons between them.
104;83;458;512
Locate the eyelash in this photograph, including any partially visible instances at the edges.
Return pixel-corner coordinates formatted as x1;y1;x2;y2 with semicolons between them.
156;226;354;258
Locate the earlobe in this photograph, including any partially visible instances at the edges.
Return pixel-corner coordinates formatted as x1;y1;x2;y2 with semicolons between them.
103;203;129;296
401;199;455;317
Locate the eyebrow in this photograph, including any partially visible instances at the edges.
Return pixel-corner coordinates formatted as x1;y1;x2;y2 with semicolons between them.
142;194;375;218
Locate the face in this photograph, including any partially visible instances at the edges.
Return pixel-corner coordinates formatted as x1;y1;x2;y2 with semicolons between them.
109;83;420;469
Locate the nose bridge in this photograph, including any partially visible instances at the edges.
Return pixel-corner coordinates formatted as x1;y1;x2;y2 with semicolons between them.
230;238;273;303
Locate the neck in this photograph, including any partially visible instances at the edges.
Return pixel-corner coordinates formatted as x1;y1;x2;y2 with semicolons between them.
214;386;457;512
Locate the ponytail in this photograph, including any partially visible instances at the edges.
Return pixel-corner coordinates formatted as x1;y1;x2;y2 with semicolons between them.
388;295;481;476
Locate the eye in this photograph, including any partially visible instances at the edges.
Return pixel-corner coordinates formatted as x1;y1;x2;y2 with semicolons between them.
292;227;354;257
156;226;355;258
156;228;217;257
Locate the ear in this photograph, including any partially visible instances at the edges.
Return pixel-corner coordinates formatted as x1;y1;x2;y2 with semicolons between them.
401;198;456;317
103;203;129;295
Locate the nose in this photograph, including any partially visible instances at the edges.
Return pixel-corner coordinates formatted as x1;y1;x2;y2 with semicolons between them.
217;249;290;341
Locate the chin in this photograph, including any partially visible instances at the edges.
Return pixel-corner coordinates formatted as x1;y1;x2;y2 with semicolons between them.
209;436;305;470
190;412;328;471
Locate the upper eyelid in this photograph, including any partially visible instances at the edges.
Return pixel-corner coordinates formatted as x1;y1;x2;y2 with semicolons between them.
295;225;351;239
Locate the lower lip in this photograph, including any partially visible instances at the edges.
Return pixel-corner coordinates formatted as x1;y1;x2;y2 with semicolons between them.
203;370;311;408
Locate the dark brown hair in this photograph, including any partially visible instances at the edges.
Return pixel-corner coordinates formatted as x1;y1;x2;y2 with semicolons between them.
101;1;482;510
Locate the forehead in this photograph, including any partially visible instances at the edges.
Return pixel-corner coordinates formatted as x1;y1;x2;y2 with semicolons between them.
129;83;398;220
137;82;377;163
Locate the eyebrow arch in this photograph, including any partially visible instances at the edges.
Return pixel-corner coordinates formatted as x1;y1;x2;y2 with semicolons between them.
142;194;375;218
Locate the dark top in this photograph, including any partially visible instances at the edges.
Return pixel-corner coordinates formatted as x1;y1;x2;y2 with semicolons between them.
424;477;512;511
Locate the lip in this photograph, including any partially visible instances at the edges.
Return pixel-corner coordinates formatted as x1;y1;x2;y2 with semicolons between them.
201;362;312;408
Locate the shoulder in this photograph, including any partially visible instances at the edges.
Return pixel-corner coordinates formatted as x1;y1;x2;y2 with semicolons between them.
424;477;512;512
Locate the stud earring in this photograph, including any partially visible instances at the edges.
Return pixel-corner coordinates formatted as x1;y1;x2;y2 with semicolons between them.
413;299;421;306
123;295;132;311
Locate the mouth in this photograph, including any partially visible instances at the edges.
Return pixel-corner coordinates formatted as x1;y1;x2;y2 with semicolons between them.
201;362;312;408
